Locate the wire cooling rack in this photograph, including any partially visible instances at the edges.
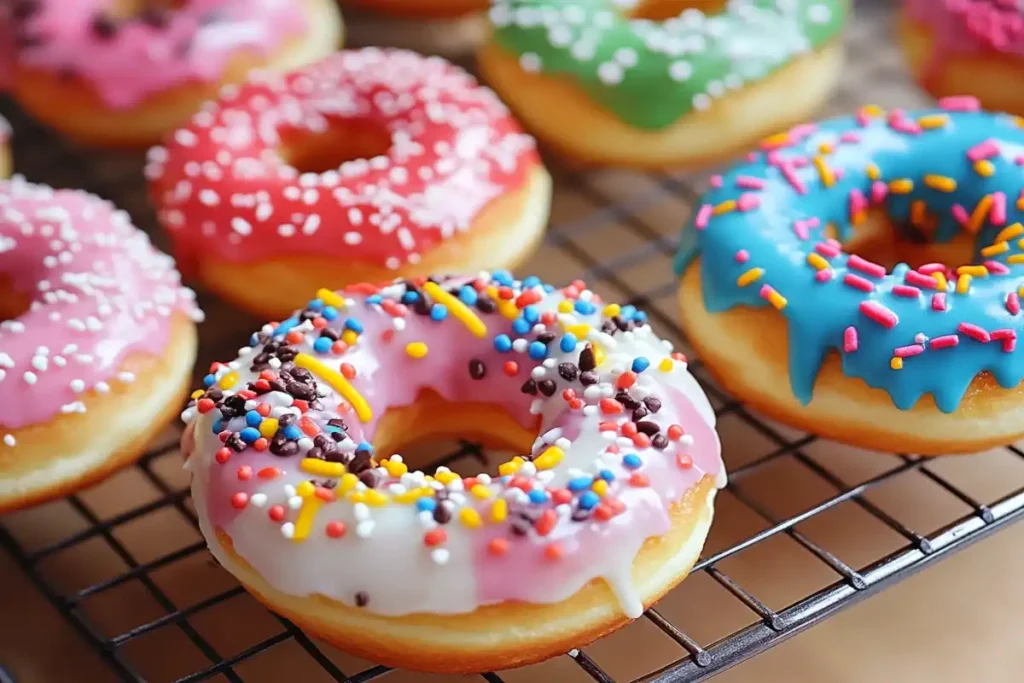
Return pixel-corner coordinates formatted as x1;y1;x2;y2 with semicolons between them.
3;1;1024;682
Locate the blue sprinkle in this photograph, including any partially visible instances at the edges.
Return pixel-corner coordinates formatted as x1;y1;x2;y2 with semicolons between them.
459;286;478;306
522;305;539;323
313;337;333;354
344;318;364;333
249;333;261;347
402;291;420;304
632;357;651;373
494;334;513;352
599;469;615;482
574;300;596;315
240;427;261;444
568;476;593;492
622;453;643;470
527;489;549;504
579;491;600;510
528;341;548;360
245;411;263;428
620;305;637;321
282;424;303;440
211;419;223;434
357;441;374;454
366;294;383;305
523;276;541;288
321;306;339;320
430;304;448;321
543;284;555;293
512;318;532;335
416;498;437;513
306;299;324;311
634;311;648;323
275;317;299;336
560;333;578;353
492;270;514;286
203;374;216;387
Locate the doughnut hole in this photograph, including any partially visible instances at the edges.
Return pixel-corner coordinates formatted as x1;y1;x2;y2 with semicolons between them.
277;118;392;175
629;0;727;21
0;275;32;323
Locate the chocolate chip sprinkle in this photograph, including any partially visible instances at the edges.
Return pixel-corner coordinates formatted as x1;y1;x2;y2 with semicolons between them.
354;591;370;607
643;396;663;413
636;421;660;436
652;434;670;450
558;363;578;382
578;346;596;372
579;371;599;386
537;379;557;397
521;378;538;395
469;359;486;380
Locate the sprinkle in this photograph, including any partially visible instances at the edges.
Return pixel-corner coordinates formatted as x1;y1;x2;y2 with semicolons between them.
424;528;447;547
894;344;925;358
956;274;972;294
859;301;898;328
1009;255;1024;264
939;96;980;112
1007;292;1021;315
892;285;921;298
533;446;564;470
760;285;787;310
932;293;947;311
958;322;990;343
294;353;372;422
737;268;764;287
292;497;324;542
843;274;875;292
871;180;888;205
929;335;959;350
996;223;1024;242
300;458;346;478
813;156;835;187
423;282;487;338
958;265;988;277
890;357;903;370
459;508;482;529
405;342;429;358
843;326;858;353
807;253;830;270
981;242;1010;257
967;194;995;233
905;271;938;289
866;162;881;179
737;193;761;212
490;499;508;523
991;192;1008;226
315;288;347;311
889;179;914;194
488;538;508;556
917;114;949;129
326;521;346;538
694;204;713;230
713;200;737;215
847;255;887;278
218;371;239;389
975;160;996;177
736;176;767;190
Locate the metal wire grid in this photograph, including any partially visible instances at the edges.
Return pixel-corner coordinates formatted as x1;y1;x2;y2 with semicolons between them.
2;1;1023;681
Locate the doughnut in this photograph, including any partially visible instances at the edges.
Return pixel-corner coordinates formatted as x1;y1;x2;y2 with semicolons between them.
181;271;724;672
5;0;344;147
676;100;1024;456
0;177;203;512
479;0;850;168
900;0;1024;117
147;48;551;319
345;0;486;19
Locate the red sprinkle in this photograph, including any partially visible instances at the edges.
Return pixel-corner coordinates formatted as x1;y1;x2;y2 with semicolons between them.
536;509;557;536
315;487;335;502
667;424;684;440
892;285;922;298
599;421;619;432
326;521;347;538
293;399;309;413
847;255;886;278
237;465;253;480
859;301;899;328
562;388;577;401
616;371;637;389
236;390;256;400
230;492;248;509
256;402;271;417
735;249;750;263
621;422;639;437
299;416;319;436
550;488;572;505
544;543;564;560
215;448;232;464
894;344;925;358
488;538;509;556
599;398;624;415
958;322;991;342
929;335;959;350
424;529;447;547
677;453;694;469
503;361;519;376
1007;292;1021;315
932;293;947;311
340;363;356;379
632;433;651;449
509;476;531;491
268;505;286;522
258;467;280;479
569;398;584;410
843;273;875;292
843;326;859;353
253;438;268;452
515;289;541;307
540;311;558;326
285;331;304;345
196;398;215;414
629;473;649;487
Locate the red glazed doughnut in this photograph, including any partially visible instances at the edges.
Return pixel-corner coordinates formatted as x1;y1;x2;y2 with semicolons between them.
147;48;552;318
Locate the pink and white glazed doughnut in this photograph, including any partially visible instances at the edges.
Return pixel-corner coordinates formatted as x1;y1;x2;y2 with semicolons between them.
147;48;552;319
5;0;343;146
0;177;202;512
901;0;1024;116
181;272;724;672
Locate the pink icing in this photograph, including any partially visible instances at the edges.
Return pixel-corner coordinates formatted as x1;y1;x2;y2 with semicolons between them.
7;0;307;108
0;177;203;435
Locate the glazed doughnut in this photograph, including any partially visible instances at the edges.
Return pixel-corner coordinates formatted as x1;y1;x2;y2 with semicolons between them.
6;0;343;147
479;0;850;168
345;0;486;19
148;48;551;319
900;0;1024;117
181;272;724;673
0;177;202;512
676;100;1024;455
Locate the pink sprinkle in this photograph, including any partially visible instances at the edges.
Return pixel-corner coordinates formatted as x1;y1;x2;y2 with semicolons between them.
893;285;922;298
736;175;767;190
991;192;1007;226
958;322;991;343
894;344;925;358
779;163;807;195
967;139;999;162
844;273;875;292
815;241;840;258
939;95;981;112
1007;292;1020;314
918;263;947;275
871;180;888;205
746;152;759;162
790;123;818;141
986;260;1010;275
815;270;833;282
951;204;969;226
932;293;947;311
766;151;783;165
848;254;887;278
1015;155;1024;166
737;193;761;212
905;270;939;290
929;335;960;350
843;326;859;353
834;168;845;181
856;111;872;127
710;175;724;188
848;188;867;219
840;132;861;143
694;204;713;230
793;220;811;240
859;301;899;328
791;156;810;168
735;250;750;263
889;116;922;135
993;329;1017;352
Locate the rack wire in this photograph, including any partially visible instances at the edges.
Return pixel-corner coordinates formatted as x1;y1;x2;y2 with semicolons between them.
3;1;1024;682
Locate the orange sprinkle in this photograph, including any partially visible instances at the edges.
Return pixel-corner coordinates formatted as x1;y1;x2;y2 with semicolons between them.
544;543;564;561
967;194;995;233
981;241;1010;257
488;538;509;556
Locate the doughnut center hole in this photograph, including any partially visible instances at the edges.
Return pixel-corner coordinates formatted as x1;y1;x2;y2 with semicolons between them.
835;209;978;273
278;119;392;175
0;275;31;323
628;0;726;21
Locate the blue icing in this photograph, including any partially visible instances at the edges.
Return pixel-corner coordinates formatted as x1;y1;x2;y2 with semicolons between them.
674;107;1024;413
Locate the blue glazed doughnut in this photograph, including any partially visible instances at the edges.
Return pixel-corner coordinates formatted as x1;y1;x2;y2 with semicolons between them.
675;97;1024;454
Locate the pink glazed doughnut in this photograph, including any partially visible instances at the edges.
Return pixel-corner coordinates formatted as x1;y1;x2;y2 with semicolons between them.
181;272;724;673
4;0;343;147
0;177;202;512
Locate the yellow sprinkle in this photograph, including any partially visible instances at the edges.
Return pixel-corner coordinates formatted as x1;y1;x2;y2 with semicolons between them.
967;194;995;233
339;473;358;494
557;300;573;313
490;499;508;523
435;470;460;485
813;156;835;187
861;104;884;117
383;458;408;478
348;491;365;504
932;272;948;291
996;223;1024;242
1018;196;1024;211
865;163;881;180
259;418;279;439
1015;116;1024;129
889;179;914;194
300;458;346;478
565;324;591;339
294;353;373;423
957;265;989;277
292;497;324;543
1010;255;1024;265
918;114;949;129
423;282;488;338
974;160;996;177
341;329;359;346
807;253;829;270
761;131;791;148
737;267;764;287
713;200;737;215
1019;238;1024;249
592;480;609;497
592;343;606;368
659;358;674;372
295;481;316;498
956;274;972;294
459;507;482;529
394;488;430;504
910;200;928;227
217;371;239;389
315;288;347;311
470;484;493;500
533;446;564;470
362;490;388;507
924;175;957;192
890;357;903;370
602;304;621;317
405;342;429;358
498;457;523;476
981;242;1010;257
1018;286;1024;297
818;142;834;154
190;389;204;400
765;288;788;310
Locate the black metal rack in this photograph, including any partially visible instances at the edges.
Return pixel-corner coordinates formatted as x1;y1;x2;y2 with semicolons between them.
3;1;1023;682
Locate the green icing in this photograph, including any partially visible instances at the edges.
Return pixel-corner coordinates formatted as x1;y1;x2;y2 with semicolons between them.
489;0;850;130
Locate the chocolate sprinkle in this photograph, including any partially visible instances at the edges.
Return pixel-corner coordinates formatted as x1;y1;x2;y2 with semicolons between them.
557;363;578;382
358;470;380;489
521;378;538;395
652;434;670;450
579;371;599;386
578;346;596;372
433;501;453;524
469;359;486;380
537;379;557;397
354;591;370;607
643;396;663;413
636;421;660;436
